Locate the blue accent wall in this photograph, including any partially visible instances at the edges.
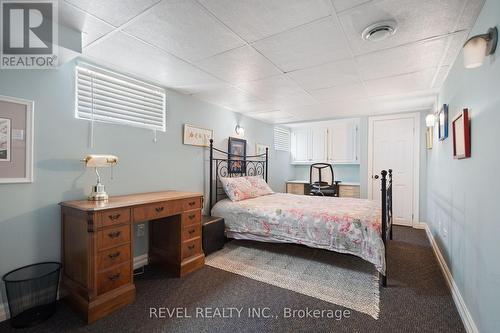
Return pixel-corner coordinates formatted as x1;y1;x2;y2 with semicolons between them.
427;1;499;331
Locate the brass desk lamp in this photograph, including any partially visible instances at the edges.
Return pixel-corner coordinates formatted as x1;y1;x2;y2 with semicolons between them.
82;154;118;201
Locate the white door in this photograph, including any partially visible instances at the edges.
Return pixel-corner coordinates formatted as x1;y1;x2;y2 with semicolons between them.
368;113;420;226
292;128;310;162
311;127;328;161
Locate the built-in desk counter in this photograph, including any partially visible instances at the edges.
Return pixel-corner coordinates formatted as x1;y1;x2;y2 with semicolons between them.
286;180;360;198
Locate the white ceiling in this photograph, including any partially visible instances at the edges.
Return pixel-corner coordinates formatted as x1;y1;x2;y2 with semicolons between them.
61;0;485;124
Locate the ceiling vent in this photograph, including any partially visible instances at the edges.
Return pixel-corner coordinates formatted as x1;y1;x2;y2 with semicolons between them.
362;20;398;41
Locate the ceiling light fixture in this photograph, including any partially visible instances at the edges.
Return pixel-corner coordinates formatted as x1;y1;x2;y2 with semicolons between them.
463;27;498;69
361;20;398;42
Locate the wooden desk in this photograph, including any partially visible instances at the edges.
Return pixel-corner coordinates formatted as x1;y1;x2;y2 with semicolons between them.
59;191;204;323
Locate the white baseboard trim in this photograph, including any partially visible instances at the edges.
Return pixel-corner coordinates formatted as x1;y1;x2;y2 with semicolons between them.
412;222;427;229
133;254;149;270
423;223;478;333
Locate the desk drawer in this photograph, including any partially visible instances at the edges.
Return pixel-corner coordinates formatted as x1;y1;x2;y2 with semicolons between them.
98;208;131;228
97;263;131;295
97;244;131;271
181;238;202;260
97;225;131;250
181;210;201;228
133;200;182;221
182;197;201;211
182;224;201;241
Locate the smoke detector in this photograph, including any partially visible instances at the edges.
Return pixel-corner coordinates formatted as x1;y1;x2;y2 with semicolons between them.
362;20;398;41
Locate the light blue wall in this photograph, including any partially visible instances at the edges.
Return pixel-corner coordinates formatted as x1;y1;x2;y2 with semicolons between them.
427;1;500;332
293;164;361;183
0;60;294;311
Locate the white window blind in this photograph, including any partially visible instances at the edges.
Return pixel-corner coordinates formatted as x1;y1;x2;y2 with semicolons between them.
274;127;290;151
75;63;166;132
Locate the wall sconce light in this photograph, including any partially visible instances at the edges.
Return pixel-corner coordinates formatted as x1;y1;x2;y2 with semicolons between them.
463;27;498;69
425;114;435;149
235;124;245;136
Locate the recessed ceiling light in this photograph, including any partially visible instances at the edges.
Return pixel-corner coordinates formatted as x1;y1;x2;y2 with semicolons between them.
361;20;398;42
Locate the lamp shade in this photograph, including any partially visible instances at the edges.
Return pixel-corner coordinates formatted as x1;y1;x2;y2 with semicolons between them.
83;154;118;167
463;37;488;69
425;114;436;127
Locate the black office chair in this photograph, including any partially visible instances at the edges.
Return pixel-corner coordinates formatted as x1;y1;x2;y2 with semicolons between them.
309;163;341;197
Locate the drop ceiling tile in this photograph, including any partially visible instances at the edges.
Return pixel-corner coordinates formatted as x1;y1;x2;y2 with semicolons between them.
432;66;450;89
287;59;360;91
356;36;450;80
309;83;367;102
83;32;223;88
339;0;469;55
195;46;282;85
65;0;161;27
59;2;115;47
456;0;485;30
441;31;469;66
364;68;436;97
252;17;352;72
248;110;297;124
191;84;265;111
197;0;332;42
123;0;245;62
331;0;372;13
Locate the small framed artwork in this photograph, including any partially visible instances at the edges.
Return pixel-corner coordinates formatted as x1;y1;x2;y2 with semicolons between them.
228;137;246;173
438;104;449;141
183;124;213;147
255;143;269;156
0;95;34;183
452;108;471;159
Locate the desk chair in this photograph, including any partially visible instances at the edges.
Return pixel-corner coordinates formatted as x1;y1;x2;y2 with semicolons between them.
309;163;340;197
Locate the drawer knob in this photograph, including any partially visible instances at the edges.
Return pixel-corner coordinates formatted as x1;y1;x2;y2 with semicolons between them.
155;206;164;213
108;273;121;281
188;201;196;206
108;251;121;259
108;213;121;220
188;244;195;250
188;214;196;220
108;231;122;239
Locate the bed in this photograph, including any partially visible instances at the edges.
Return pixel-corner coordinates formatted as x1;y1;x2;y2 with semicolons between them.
208;139;393;286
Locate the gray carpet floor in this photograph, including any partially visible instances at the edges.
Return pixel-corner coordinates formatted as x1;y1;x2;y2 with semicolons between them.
0;226;465;333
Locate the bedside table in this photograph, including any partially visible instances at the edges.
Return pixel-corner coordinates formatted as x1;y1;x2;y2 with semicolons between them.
202;216;225;255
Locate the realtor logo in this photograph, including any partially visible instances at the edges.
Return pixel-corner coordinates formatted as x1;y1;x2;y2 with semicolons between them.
1;0;58;68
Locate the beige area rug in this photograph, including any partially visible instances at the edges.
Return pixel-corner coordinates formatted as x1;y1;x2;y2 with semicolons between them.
205;240;380;319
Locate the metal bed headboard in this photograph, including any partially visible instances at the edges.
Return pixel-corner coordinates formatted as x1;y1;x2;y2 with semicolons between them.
209;139;268;211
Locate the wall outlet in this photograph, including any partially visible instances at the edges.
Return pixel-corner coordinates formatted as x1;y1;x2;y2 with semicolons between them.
137;224;145;237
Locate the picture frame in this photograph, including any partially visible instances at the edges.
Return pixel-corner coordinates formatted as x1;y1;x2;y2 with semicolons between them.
452;108;471;159
438;104;449;141
255;143;270;156
183;124;213;147
0;95;34;183
228;137;246;174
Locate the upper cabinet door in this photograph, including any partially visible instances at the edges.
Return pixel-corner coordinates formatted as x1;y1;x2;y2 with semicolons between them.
329;120;359;164
292;128;310;162
310;127;328;162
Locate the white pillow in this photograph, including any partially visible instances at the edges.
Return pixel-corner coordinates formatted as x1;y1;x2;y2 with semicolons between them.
219;177;258;202
245;176;274;196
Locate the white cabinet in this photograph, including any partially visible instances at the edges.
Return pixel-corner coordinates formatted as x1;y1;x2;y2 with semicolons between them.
291;119;359;164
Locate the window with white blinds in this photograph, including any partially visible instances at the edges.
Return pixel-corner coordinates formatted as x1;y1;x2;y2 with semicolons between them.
274;127;290;151
75;63;166;132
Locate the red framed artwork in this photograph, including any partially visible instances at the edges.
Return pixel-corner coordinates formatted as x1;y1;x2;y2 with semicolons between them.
452;108;471;159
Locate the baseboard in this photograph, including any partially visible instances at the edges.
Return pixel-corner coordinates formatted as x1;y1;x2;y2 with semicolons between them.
413;222;427;230
133;254;149;270
423;223;479;333
0;302;7;323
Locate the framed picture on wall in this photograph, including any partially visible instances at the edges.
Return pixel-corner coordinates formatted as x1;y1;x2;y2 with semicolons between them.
438;104;449;141
452;108;471;159
228;137;246;173
0;95;34;183
255;143;269;156
183;124;213;147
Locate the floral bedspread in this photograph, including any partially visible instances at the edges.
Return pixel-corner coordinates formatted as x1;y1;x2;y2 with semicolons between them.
212;193;385;274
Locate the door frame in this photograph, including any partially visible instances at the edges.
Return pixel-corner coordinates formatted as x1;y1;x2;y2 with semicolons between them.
367;112;421;226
